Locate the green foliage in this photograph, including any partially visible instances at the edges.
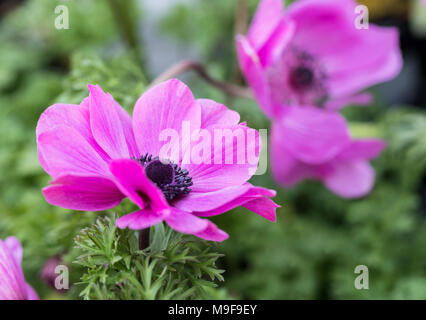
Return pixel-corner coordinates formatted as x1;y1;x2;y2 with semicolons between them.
57;52;146;110
74;215;225;300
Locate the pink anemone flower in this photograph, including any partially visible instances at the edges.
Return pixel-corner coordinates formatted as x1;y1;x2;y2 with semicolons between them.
0;236;39;300
36;79;279;242
236;0;402;117
270;106;386;198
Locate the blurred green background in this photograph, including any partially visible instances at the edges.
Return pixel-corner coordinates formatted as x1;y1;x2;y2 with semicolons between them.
0;0;425;299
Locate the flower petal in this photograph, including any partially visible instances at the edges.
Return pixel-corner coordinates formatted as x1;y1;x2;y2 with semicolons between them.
276;107;351;164
165;208;208;234
0;239;27;300
174;184;252;212
88;84;132;159
38;125;110;177
175;183;278;222
271;122;321;186
4;237;23;267
133;79;201;160
257;18;295;68
337;139;386;162
109;159;170;214
242;197;279;222
182;124;260;192
236;35;275;118
36;102;110;162
43;175;124;211
247;0;285;50
324;160;375;198
25;284;39;300
198;99;240;128
193;221;229;242
116;209;166;230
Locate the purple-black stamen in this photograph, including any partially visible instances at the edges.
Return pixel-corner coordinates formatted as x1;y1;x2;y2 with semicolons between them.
289;66;314;90
135;153;193;201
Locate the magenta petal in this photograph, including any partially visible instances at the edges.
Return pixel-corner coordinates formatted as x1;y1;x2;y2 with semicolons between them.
242;197;279;222
4;237;23;267
324;160;375;198
325;92;373;111
25;285;39;300
182;124;260;192
236;35;275;118
109;159;170;214
36;102;110;162
116;209;166;230
194;221;229;242
88;84;132;159
198;99;240;128
0;238;28;300
133;79;201;160
165;208;208;234
271;122;320;186
247;0;285;50
337;139;386;161
257;18;295;68
174;184;251;213
43;175;124;211
175;183;278;221
38;125;110;177
277;107;351;164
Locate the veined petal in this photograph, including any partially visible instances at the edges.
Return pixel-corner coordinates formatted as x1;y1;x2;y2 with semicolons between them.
36;102;110;162
116;209;167;230
194;221;229;242
133;79;201;161
182;124;260;192
165;208;208;234
198;99;240;128
43;175;124;211
242;197;280;222
88;84;132;159
38;125;110;177
175;183;278;222
173;184;252;212
4;237;23;267
0;239;28;300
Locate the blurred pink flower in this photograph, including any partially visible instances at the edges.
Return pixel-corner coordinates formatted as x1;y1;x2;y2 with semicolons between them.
40;255;64;290
37;79;279;242
0;236;38;300
236;0;402;117
270;106;386;198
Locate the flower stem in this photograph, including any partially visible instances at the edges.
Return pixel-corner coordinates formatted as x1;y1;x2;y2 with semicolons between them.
138;228;150;250
149;60;253;100
107;0;146;72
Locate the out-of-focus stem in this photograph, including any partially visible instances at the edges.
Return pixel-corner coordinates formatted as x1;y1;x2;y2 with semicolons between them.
138;228;150;250
107;0;146;72
150;60;252;100
231;0;249;84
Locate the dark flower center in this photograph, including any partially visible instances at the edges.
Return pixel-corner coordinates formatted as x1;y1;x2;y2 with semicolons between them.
136;154;193;201
289;66;314;90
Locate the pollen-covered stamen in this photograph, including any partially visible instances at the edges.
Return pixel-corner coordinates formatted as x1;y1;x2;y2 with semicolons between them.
135;153;193;201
